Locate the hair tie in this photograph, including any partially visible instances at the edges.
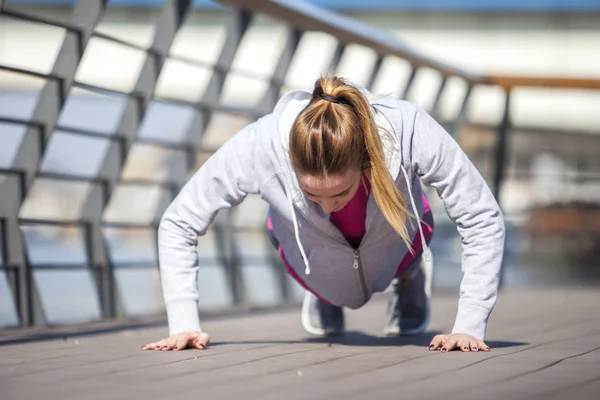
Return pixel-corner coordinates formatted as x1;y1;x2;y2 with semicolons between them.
320;93;343;104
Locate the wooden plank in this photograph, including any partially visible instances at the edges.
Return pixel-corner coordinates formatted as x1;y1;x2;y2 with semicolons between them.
1;288;599;400
544;377;600;400
458;347;600;400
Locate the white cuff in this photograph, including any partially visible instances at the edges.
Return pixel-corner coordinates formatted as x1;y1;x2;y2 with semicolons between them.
451;301;491;340
166;300;201;335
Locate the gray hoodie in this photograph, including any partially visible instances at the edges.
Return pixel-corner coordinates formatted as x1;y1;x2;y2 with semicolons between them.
158;87;506;340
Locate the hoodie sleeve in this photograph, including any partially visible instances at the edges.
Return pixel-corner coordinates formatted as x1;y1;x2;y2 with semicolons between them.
410;108;506;340
158;121;263;335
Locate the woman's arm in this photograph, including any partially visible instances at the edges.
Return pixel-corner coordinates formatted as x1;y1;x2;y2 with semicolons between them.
410;108;506;341
158;118;266;336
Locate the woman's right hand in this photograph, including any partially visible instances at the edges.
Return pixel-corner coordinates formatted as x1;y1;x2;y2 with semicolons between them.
141;331;210;351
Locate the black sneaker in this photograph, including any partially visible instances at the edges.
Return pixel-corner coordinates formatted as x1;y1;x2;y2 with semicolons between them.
301;292;345;336
384;254;432;336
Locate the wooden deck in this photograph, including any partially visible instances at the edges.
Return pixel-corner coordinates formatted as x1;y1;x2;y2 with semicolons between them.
2;287;599;400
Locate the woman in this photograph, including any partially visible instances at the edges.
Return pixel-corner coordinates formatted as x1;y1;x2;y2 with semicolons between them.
142;76;505;353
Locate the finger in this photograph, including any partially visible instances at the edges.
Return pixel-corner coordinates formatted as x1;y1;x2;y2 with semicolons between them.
460;337;471;352
163;336;178;351
173;336;188;351
141;342;156;351
470;338;479;352
191;332;210;350
150;340;163;350
156;339;169;351
429;334;447;351
142;341;157;350
441;336;459;353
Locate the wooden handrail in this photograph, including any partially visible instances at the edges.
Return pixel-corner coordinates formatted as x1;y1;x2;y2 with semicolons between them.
485;75;600;90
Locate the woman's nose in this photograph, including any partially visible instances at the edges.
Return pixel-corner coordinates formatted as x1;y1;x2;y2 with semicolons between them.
320;200;337;214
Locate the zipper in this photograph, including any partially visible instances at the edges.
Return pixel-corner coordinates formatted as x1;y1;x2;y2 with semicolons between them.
353;249;369;303
293;188;373;303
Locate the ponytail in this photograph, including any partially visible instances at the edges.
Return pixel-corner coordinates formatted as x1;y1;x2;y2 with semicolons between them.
290;76;415;250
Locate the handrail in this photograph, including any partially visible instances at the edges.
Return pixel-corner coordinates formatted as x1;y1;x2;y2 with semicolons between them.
484;75;600;90
216;0;484;84
216;0;600;93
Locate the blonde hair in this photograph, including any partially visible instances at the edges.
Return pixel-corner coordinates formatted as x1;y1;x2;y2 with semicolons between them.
289;76;415;249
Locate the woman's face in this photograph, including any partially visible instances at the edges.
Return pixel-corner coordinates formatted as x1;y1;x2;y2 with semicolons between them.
297;170;362;214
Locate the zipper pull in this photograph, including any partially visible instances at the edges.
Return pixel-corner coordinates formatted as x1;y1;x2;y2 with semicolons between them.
353;251;359;269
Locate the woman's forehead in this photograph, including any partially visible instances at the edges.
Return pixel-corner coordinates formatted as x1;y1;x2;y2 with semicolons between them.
297;171;361;192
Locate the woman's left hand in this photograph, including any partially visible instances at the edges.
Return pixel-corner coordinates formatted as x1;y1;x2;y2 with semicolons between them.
429;333;490;353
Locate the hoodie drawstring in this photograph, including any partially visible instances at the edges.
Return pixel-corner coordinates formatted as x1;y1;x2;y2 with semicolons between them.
285;180;311;275
399;165;433;264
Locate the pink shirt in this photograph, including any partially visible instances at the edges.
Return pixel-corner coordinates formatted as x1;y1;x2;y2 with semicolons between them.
329;177;370;248
329;177;432;249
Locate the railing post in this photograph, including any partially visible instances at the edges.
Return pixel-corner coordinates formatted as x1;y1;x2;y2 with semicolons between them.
261;26;303;113
449;83;473;137
401;66;418;100
327;42;346;75
366;54;384;92
430;76;447;120
493;90;512;203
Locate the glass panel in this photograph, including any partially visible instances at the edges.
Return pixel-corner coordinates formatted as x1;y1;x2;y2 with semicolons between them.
438;76;469;122
240;265;280;306
219;74;269;108
114;268;163;316
58;86;127;136
0;16;66;74
169;8;228;65
121;143;187;183
197;264;234;310
230;15;288;78
103;184;169;224
138;101;198;144
467;85;506;126
20;180;91;221
513;89;600;133
95;3;160;49
40;131;111;177
21;225;88;266
154;59;212;103
103;226;156;265
286;32;338;89
405;67;443;111
233;231;269;261
74;37;147;93
0;72;44;120
335;44;378;88
0;123;27;169
200;111;253;150
34;270;101;324
371;57;412;98
0;271;19;327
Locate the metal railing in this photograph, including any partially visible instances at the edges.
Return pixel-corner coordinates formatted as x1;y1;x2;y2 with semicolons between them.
1;0;598;328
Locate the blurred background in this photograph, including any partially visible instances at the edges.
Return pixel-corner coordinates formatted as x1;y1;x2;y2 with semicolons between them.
1;0;599;329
